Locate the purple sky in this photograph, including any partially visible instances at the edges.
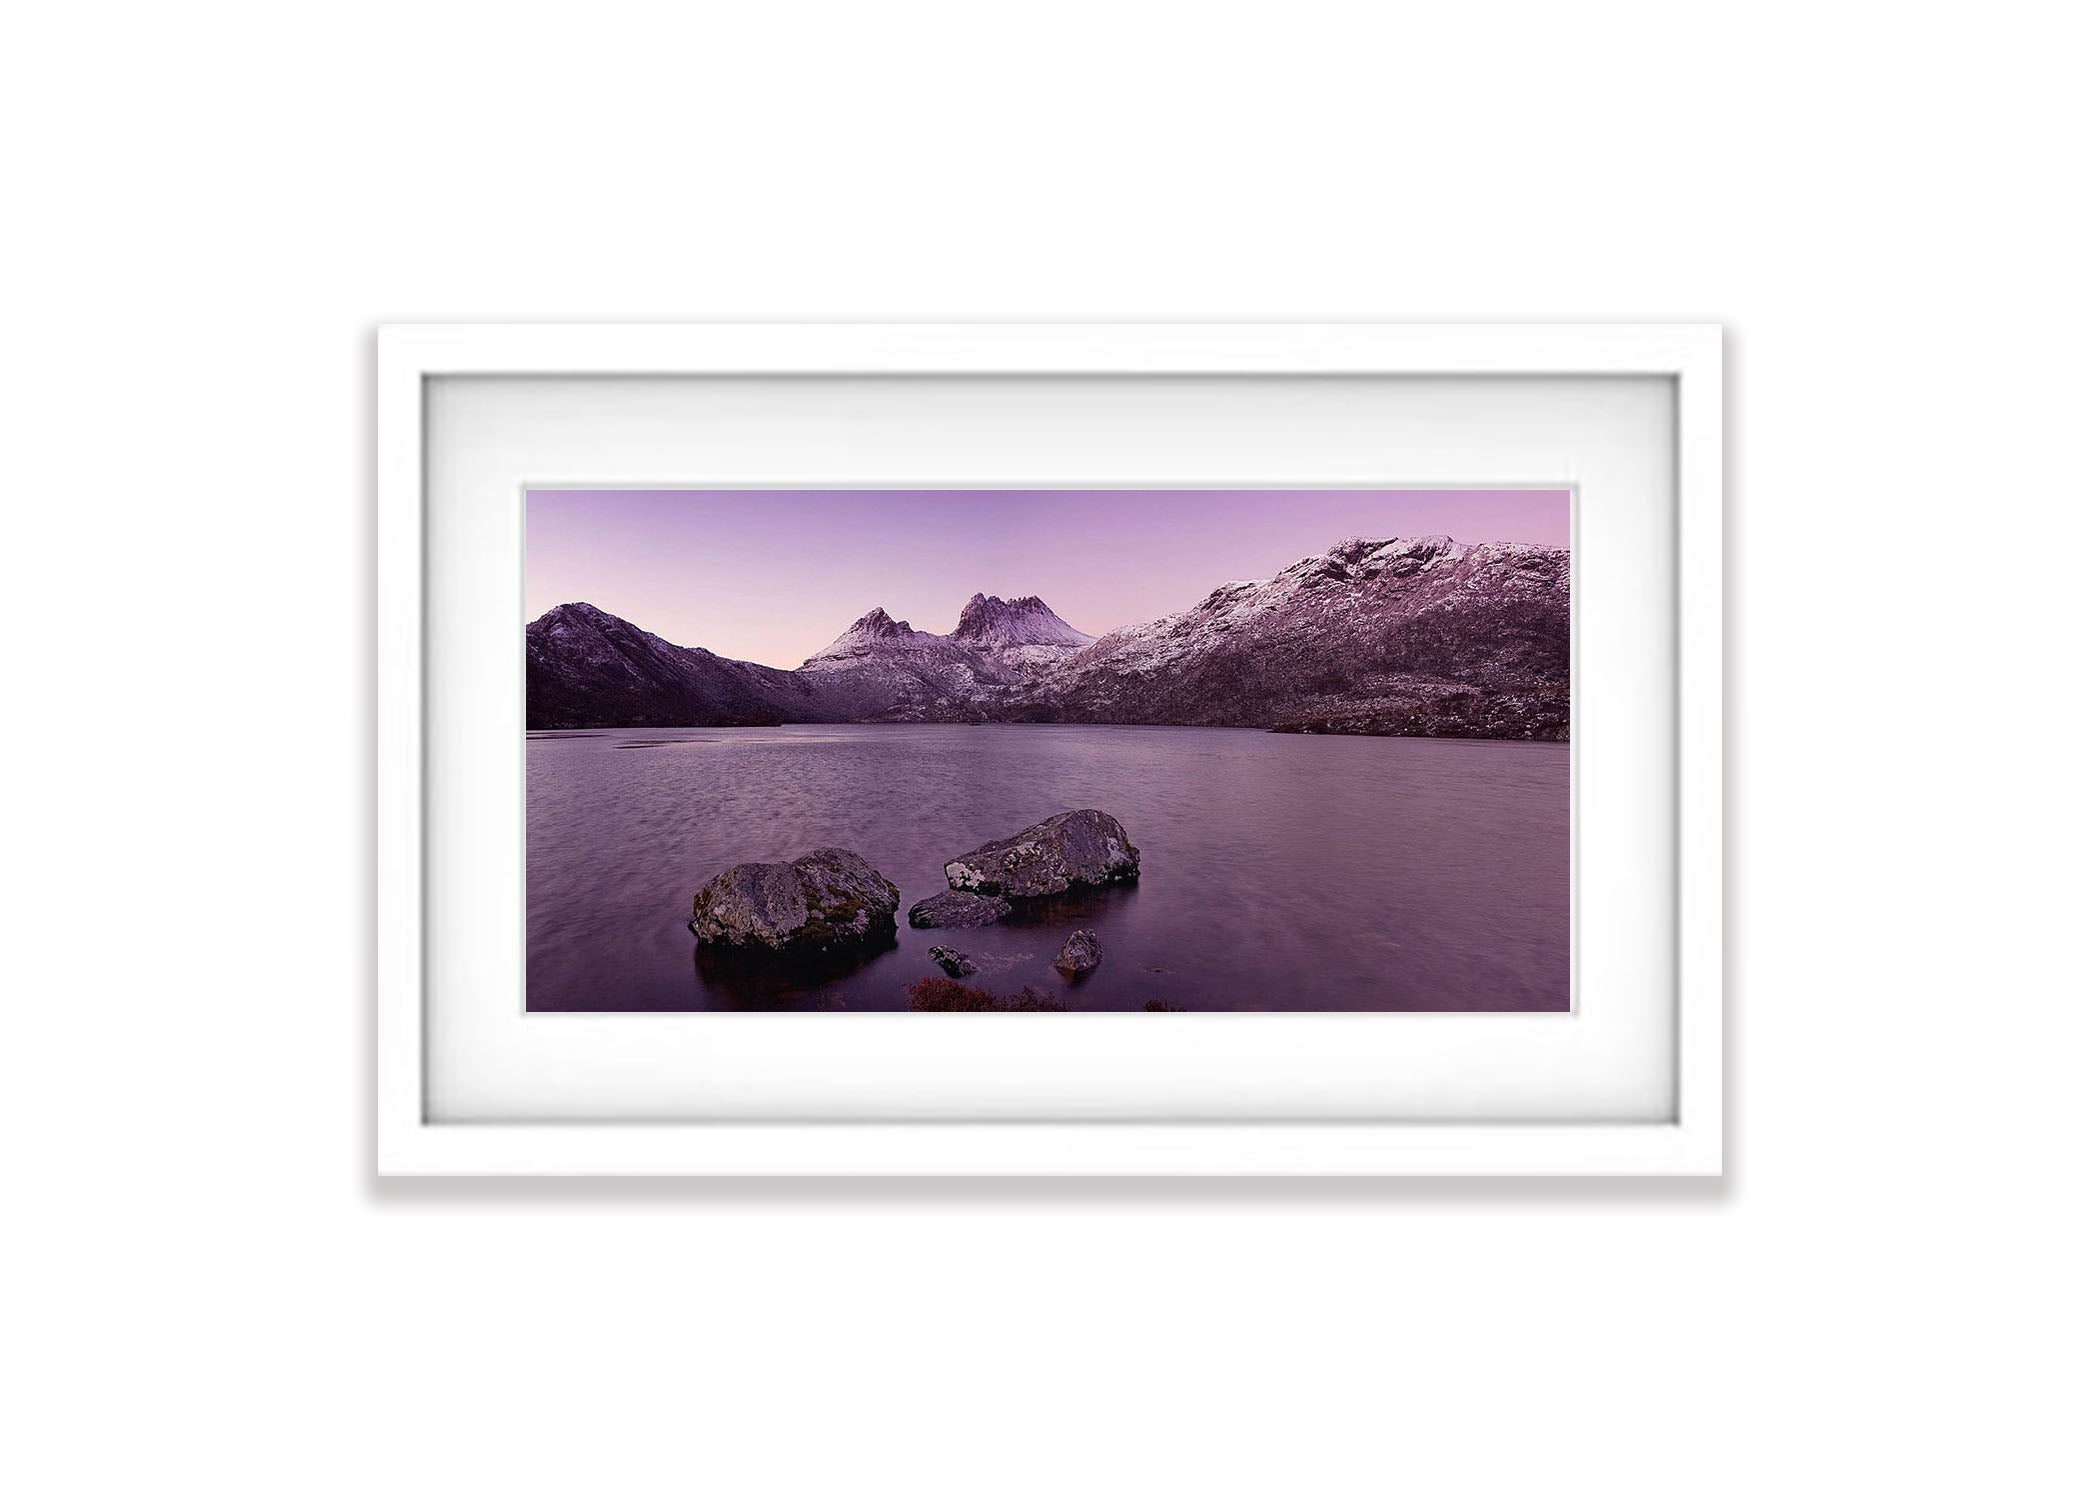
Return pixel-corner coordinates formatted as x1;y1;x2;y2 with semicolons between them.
525;488;1571;668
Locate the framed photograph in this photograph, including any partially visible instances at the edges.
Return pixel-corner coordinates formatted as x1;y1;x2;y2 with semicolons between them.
378;323;1722;1175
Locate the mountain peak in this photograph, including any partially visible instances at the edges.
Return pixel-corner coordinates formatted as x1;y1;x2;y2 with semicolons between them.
533;600;626;632
1289;535;1463;580
846;606;913;636
800;605;923;667
953;593;1093;648
1324;534;1456;565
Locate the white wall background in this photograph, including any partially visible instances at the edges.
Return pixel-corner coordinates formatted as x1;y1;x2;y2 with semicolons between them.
5;4;2093;1497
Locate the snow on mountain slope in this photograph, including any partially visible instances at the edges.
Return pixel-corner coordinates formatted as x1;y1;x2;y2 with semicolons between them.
799;607;944;665
1015;536;1570;737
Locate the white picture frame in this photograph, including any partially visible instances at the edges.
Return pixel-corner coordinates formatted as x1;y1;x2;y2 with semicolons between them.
378;323;1723;1176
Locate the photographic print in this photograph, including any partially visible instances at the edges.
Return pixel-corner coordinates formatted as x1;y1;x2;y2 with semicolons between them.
525;488;1571;1012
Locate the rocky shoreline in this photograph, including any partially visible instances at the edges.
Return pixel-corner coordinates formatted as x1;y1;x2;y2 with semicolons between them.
1270;696;1570;741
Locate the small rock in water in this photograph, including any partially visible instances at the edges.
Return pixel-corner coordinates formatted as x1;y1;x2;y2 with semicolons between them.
943;809;1140;898
906;890;1014;929
688;847;900;953
1054;928;1103;980
928;945;977;978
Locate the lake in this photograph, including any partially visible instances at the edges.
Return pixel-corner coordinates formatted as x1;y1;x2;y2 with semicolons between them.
526;724;1569;1011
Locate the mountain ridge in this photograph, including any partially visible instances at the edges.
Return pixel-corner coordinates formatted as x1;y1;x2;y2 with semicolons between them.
526;537;1569;738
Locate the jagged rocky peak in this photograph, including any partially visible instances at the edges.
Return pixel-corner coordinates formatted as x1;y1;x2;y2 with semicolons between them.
1371;532;1454;559
1325;536;1395;565
1326;534;1459;571
952;592;1094;647
1275;534;1464;589
802;605;922;666
844;606;914;638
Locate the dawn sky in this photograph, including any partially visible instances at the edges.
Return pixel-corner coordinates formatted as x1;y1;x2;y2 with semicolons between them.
526;488;1571;669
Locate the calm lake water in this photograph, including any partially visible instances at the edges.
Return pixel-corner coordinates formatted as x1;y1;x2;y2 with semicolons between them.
527;724;1569;1012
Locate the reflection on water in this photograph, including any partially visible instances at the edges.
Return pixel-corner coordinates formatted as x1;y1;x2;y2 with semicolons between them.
692;928;901;1010
527;724;1570;1012
971;882;1140;932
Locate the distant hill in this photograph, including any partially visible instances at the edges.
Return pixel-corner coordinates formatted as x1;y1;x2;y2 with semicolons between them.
525;602;824;730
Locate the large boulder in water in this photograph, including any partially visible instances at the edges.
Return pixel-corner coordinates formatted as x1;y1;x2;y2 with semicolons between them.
943;809;1140;899
689;848;900;953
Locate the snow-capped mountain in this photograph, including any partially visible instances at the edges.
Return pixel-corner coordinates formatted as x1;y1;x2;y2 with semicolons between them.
793;594;1094;721
799;607;936;665
952;593;1095;650
526;539;1569;737
1019;535;1570;737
